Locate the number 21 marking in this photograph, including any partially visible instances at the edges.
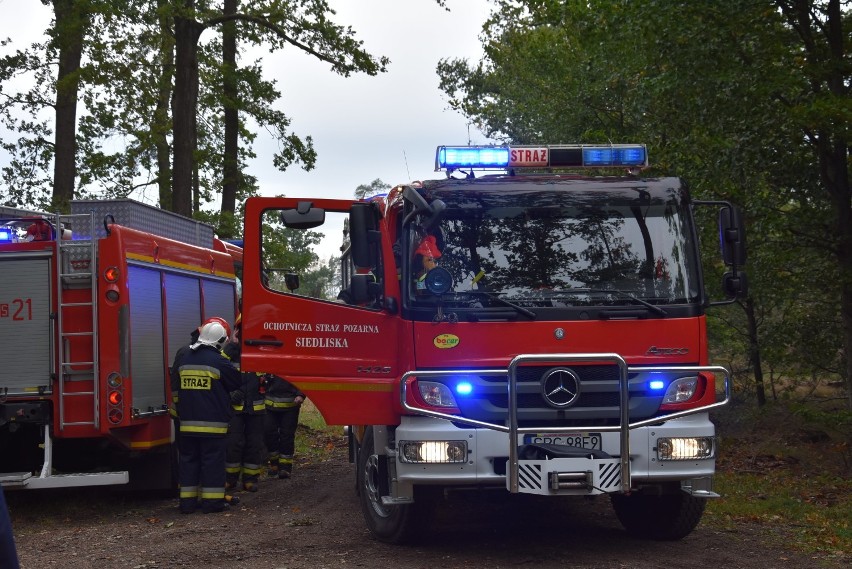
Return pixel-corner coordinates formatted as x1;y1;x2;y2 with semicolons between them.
12;298;32;320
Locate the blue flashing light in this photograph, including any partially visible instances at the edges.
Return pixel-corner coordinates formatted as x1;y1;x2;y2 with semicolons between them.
649;380;666;391
582;145;646;167
0;227;13;243
436;146;510;171
455;381;473;396
436;144;648;172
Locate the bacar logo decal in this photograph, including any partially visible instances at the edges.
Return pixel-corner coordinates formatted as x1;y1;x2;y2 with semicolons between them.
434;333;460;349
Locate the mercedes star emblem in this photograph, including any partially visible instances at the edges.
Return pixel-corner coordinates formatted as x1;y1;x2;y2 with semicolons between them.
541;368;581;408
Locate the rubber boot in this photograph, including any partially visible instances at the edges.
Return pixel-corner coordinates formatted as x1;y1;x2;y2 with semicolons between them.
267;462;279;478
278;459;293;479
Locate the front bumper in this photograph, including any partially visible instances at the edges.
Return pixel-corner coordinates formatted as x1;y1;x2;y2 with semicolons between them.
394;412;717;495
393;354;729;498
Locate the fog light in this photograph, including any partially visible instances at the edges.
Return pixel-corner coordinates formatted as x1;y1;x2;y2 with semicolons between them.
399;440;467;463
417;381;458;408
662;376;698;403
656;437;714;460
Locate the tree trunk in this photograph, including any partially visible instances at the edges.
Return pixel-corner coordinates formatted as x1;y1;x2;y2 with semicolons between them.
837;184;852;412
744;297;766;406
156;0;175;210
171;1;203;217
220;0;239;238
50;0;89;213
783;0;851;411
820;0;852;411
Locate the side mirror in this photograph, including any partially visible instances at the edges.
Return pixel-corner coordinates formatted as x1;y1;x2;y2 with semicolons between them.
285;273;300;292
722;270;747;298
402;185;431;214
280;202;325;229
350;203;378;269
424;199;447;229
349;273;383;304
349;274;370;304
402;185;447;230
719;206;747;267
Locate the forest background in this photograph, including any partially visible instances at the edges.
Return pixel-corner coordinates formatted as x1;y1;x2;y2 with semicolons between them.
0;0;850;450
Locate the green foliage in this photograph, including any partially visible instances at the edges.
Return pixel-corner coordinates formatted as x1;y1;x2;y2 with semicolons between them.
0;0;387;219
258;207;340;300
437;0;851;408
299;255;339;301
262;209;321;273
791;403;852;438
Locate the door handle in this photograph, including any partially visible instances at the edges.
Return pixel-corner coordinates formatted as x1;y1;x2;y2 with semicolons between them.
244;338;284;347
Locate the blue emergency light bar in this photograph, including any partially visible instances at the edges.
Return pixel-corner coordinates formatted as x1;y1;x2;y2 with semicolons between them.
435;144;648;172
0;227;13;243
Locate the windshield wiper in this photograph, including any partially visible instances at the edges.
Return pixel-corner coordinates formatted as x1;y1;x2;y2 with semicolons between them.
463;290;537;320
556;288;668;317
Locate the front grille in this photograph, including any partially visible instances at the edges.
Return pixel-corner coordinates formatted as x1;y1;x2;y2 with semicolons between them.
445;364;663;428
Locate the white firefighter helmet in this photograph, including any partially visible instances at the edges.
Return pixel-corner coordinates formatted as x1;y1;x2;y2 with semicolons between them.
191;321;229;350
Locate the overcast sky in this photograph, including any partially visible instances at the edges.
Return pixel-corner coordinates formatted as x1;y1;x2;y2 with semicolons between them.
247;1;496;198
0;0;495;256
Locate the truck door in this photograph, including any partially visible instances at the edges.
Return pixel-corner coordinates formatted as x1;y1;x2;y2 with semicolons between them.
240;197;402;426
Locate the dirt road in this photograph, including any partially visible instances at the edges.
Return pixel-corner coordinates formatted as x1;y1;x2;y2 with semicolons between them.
6;435;843;569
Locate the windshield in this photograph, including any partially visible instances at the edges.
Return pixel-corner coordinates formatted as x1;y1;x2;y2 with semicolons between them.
406;185;700;307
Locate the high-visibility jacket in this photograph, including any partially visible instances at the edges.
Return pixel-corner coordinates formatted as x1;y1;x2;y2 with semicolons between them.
264;374;305;412
175;344;242;436
169;328;202;421
223;342;265;415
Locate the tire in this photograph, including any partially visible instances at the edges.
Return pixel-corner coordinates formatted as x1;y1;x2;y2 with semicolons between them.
351;427;361;497
611;489;706;540
357;427;435;544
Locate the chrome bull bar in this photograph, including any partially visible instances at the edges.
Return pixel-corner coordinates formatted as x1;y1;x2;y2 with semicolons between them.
400;353;731;495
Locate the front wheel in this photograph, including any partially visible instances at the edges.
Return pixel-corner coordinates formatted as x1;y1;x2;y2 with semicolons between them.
357;427;435;544
611;489;706;540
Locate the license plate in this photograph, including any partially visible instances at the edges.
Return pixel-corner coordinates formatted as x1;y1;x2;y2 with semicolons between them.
523;433;603;450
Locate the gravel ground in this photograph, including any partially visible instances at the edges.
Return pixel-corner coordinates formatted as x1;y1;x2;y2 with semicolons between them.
6;429;846;569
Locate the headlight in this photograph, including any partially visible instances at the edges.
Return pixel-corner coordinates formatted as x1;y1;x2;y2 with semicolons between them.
417;381;458;408
399;440;468;463
656;437;714;460
662;376;698;403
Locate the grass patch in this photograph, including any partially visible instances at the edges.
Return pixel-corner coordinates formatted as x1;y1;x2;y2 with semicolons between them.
707;400;852;558
708;468;851;556
294;399;348;465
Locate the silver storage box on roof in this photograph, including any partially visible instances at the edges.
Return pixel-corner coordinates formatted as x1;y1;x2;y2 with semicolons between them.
70;199;214;248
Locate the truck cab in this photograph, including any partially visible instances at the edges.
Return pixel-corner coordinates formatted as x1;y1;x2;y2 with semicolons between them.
239;144;746;543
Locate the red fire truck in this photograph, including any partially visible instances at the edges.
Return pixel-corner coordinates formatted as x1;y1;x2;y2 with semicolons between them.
0;199;241;490
239;144;746;543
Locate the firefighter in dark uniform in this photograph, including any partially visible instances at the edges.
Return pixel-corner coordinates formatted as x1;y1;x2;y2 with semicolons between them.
264;374;306;478
224;316;267;492
169;317;232;438
175;320;241;514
